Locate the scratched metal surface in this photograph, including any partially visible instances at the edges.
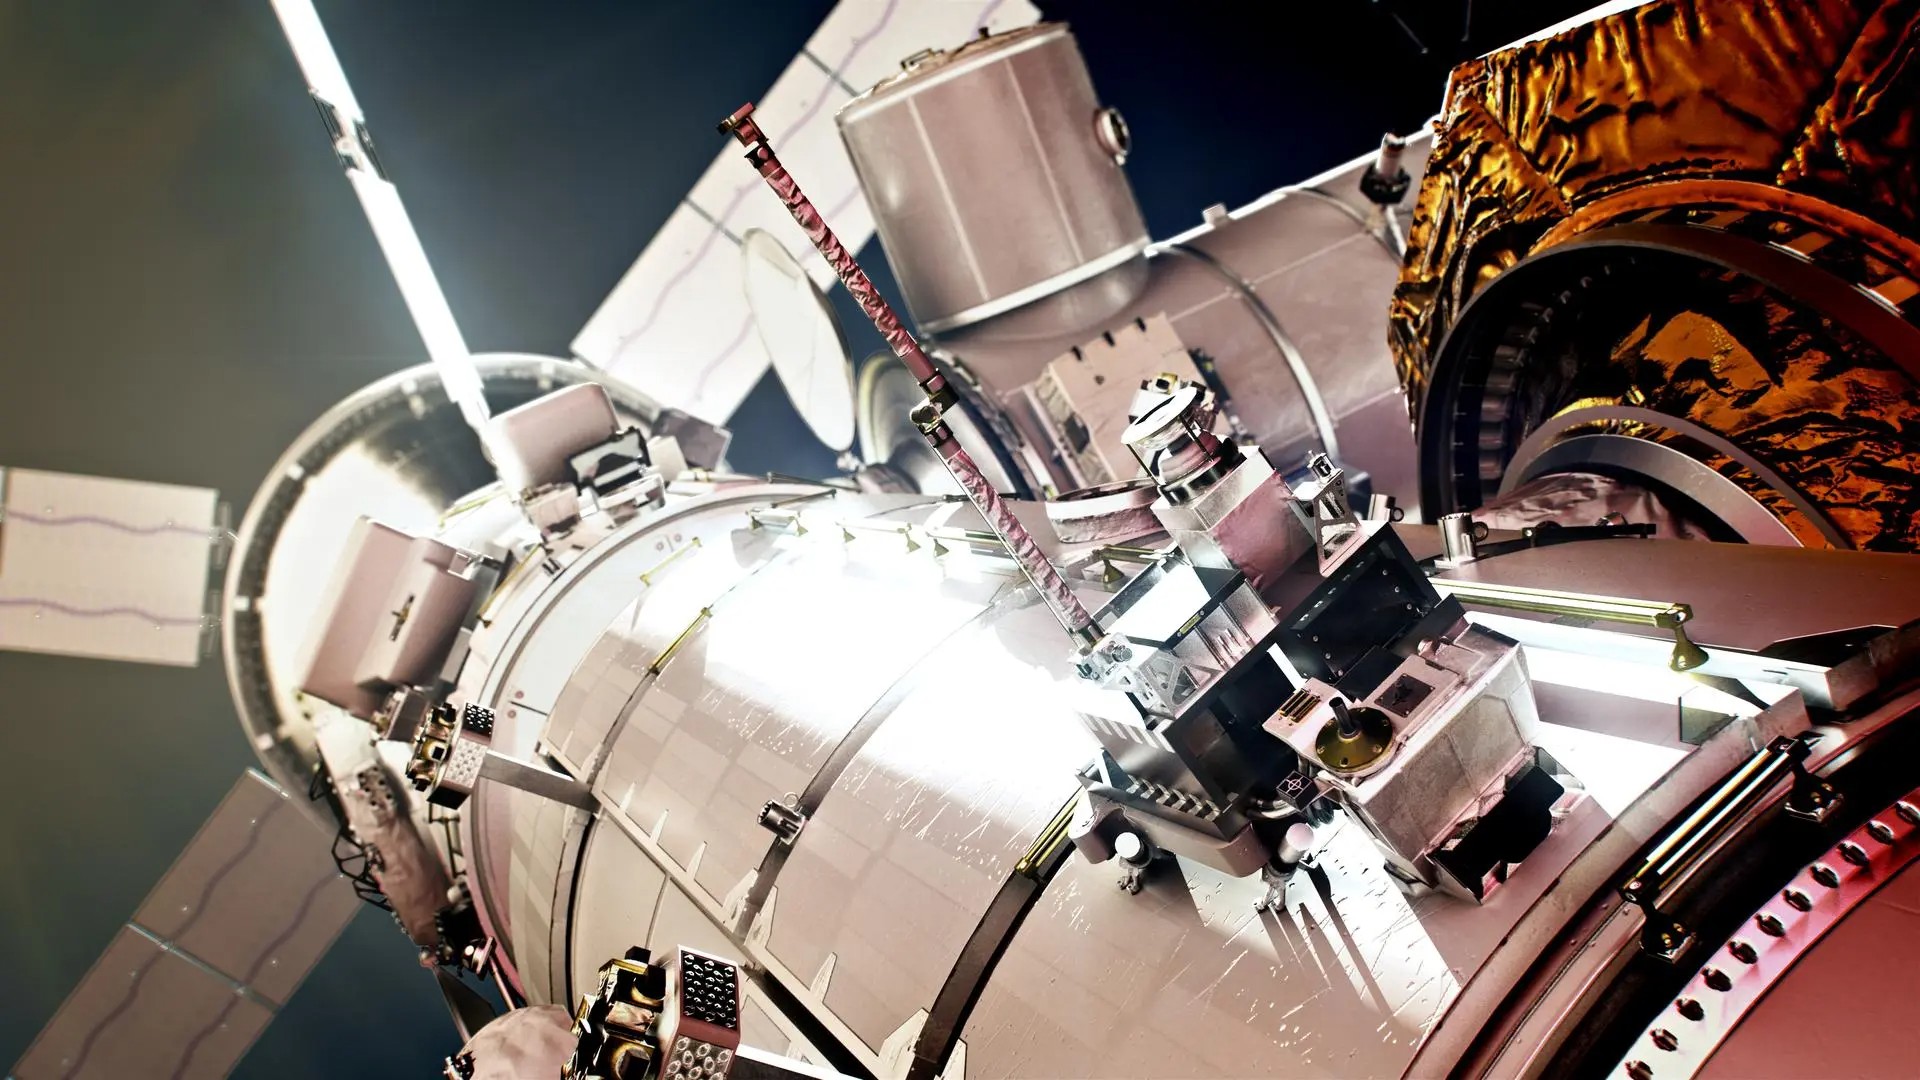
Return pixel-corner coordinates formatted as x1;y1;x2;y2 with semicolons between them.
957;787;1613;1079
518;494;795;768
467;489;790;975
588;504;1003;913
761;590;1102;1053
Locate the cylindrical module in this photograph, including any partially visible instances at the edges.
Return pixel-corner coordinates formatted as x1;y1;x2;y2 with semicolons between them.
836;23;1151;335
721;102;1100;644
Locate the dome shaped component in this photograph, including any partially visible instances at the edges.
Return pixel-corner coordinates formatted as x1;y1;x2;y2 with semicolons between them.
222;354;666;818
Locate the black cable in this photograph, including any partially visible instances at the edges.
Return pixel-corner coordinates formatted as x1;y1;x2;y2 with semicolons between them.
308;761;394;913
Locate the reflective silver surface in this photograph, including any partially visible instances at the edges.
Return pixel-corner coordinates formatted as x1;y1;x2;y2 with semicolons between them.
838;23;1150;335
442;481;1901;1078
912;135;1432;510
223;354;664;816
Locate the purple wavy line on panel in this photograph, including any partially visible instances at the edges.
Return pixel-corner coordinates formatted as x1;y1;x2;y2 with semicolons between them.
0;596;204;627
0;507;213;539
60;801;285;1080
686;186;866;400
168;860;342;1080
607;0;902;358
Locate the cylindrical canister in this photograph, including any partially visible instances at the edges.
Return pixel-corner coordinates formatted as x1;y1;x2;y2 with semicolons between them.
836;24;1151;336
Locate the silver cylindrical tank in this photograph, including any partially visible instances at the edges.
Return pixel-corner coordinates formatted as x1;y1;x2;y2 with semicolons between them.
837;23;1151;336
870;146;1431;509
432;477;1920;1079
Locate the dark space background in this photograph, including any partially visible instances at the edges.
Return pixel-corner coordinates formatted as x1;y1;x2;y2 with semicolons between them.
0;2;1590;1075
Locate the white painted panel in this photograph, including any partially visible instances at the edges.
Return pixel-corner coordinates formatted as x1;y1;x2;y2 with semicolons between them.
568;816;670;1000
0;467;217;665
595;538;998;911
765;596;1097;1052
571;0;1039;423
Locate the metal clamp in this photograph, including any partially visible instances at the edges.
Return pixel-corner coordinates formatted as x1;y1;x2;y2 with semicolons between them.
1618;735;1834;961
757;796;806;846
566;948;670;1080
1290;452;1362;570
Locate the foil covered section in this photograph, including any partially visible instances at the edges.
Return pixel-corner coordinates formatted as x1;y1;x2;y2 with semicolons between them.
1606;289;1920;551
1390;0;1913;402
1778;0;1920;231
1479;471;1712;541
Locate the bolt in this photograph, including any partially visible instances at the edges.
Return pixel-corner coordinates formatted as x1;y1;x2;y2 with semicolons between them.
1651;1029;1679;1052
1331;698;1360;739
1675;997;1704;1022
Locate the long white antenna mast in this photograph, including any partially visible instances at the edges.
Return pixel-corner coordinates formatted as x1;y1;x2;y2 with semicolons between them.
269;0;497;453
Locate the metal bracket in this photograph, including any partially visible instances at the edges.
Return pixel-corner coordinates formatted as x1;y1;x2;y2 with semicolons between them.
757;796;806;846
1783;752;1844;823
1428;577;1709;671
1618;734;1831;961
1289;453;1363;571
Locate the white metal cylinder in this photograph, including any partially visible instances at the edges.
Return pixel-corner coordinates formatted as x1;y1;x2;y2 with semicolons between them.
837;24;1151;336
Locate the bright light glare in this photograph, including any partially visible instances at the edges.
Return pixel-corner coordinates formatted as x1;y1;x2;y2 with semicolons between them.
270;0;495;452
1523;645;1696;706
269;0;362;116
1533;721;1686;816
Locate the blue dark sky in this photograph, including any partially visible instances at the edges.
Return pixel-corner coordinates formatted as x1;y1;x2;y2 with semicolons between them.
0;2;1586;1076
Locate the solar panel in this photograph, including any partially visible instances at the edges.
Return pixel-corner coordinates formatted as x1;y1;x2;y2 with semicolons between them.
570;0;1041;424
0;467;221;666
11;772;359;1080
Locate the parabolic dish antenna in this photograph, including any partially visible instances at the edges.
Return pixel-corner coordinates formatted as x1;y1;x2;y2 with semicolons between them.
742;227;856;451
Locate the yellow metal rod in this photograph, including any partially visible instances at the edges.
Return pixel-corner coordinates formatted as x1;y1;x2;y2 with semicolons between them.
1431;578;1708;670
638;536;702;587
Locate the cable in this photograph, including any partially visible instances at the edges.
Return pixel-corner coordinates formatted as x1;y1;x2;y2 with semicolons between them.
308;762;394;913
